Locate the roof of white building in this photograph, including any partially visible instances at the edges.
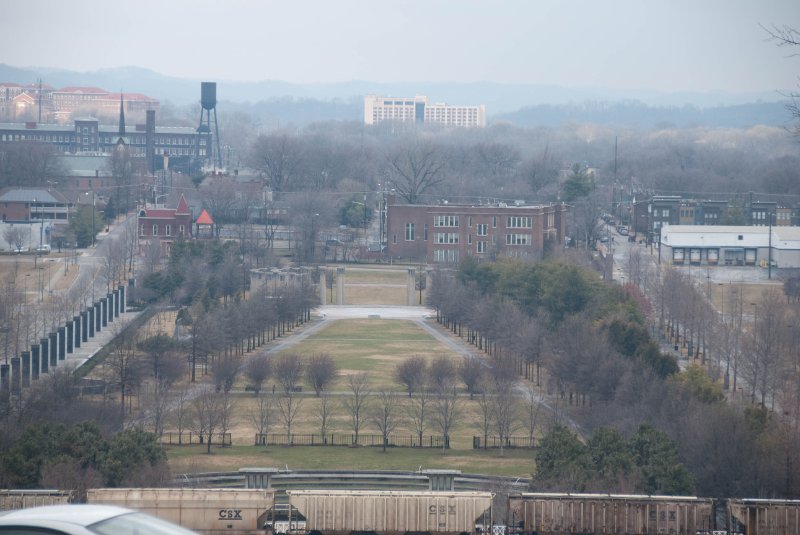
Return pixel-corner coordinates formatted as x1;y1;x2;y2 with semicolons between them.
660;225;800;250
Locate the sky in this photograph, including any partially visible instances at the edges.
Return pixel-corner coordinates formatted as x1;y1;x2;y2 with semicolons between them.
1;0;798;94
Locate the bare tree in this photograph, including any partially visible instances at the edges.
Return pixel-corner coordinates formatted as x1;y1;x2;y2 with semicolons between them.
250;393;274;444
520;383;543;446
386;142;446;204
491;377;518;456
432;382;461;451
244;354;271;395
407;385;430;446
306;352;338;396
763;24;800;135
395;355;427;397
103;323;144;421
316;391;335;444
371;390;402;453
248;133;307;191
430;355;457;392
212;355;240;393
4;226;28;252
191;385;225;454
342;372;370;444
459;356;485;400
169;383;192;445
273;353;305;440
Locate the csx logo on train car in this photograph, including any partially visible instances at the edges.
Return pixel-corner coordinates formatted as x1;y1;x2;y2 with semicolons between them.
428;505;456;514
218;509;242;520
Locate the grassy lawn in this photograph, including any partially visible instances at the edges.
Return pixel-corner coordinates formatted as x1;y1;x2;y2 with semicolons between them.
271;319;450;390
168;317;541;477
167;443;536;478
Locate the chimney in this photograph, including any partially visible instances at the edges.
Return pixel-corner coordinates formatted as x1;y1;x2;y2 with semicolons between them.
145;110;156;175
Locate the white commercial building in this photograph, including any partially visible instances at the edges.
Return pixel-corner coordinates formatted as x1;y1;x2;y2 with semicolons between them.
364;95;486;127
659;225;800;268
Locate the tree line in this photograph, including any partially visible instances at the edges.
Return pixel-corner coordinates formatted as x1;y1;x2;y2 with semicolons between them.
429;256;800;498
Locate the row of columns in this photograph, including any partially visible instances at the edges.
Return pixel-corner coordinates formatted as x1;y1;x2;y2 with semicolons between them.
0;285;126;400
318;267;424;306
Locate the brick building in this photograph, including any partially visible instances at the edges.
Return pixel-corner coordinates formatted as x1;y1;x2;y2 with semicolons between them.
385;197;567;263
138;194;192;252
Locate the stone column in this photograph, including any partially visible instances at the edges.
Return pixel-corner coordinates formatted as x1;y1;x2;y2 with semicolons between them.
40;338;49;374
81;311;89;342
118;284;125;314
95;302;102;332
107;292;115;322
10;356;20;395
0;364;9;397
101;299;107;327
336;267;345;305
57;326;66;361
21;351;30;388
49;332;58;368
407;268;416;306
88;308;95;338
31;345;40;381
73;315;81;349
66;321;74;354
114;288;120;317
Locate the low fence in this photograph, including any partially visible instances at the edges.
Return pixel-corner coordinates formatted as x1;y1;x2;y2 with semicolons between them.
472;436;537;449
256;433;449;448
160;432;232;446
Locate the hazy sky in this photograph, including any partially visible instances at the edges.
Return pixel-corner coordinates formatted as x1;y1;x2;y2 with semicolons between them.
1;0;798;93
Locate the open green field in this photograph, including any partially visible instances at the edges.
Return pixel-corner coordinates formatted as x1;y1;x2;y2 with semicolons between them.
167;443;536;478
167;318;541;478
277;319;447;390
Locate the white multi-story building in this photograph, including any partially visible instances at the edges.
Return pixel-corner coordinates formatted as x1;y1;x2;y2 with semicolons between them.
364;95;486;127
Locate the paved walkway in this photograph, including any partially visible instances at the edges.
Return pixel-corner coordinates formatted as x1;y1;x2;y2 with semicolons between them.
62;309;143;369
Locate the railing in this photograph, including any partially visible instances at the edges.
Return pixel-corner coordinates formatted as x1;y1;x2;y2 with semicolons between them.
160;432;232;446
256;433;448;448
472;436;537;449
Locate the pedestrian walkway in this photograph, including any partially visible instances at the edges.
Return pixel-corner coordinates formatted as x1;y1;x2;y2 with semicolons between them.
64;309;142;369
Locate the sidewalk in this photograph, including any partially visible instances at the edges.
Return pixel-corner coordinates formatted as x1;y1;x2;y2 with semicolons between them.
63;309;143;369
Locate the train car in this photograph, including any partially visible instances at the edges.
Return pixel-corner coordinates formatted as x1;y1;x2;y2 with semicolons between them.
286;490;493;535
727;498;800;535
507;493;715;535
0;490;73;511
87;487;275;534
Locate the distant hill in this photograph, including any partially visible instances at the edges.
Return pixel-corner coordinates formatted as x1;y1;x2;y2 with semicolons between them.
0;63;791;128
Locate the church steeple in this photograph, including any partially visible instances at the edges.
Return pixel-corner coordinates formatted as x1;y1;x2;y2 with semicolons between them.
118;90;126;136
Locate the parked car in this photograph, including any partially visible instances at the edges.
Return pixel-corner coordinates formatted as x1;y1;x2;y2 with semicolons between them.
0;504;198;534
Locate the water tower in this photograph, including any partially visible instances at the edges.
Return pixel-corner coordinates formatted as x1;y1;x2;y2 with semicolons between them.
196;82;223;170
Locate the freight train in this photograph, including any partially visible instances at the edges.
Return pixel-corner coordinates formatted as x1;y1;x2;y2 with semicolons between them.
4;488;800;535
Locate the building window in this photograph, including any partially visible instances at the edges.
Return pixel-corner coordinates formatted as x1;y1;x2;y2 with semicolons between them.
434;232;459;244
468;216;473;227
477;241;486;253
506;233;530;245
506;216;532;228
179;225;185;235
140;224;145;235
393;234;397;244
423;223;428;241
405;222;415;241
468;234;472;244
434;215;459;227
492;216;497;228
166;224;172;237
152;224;158;236
477;223;488;236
